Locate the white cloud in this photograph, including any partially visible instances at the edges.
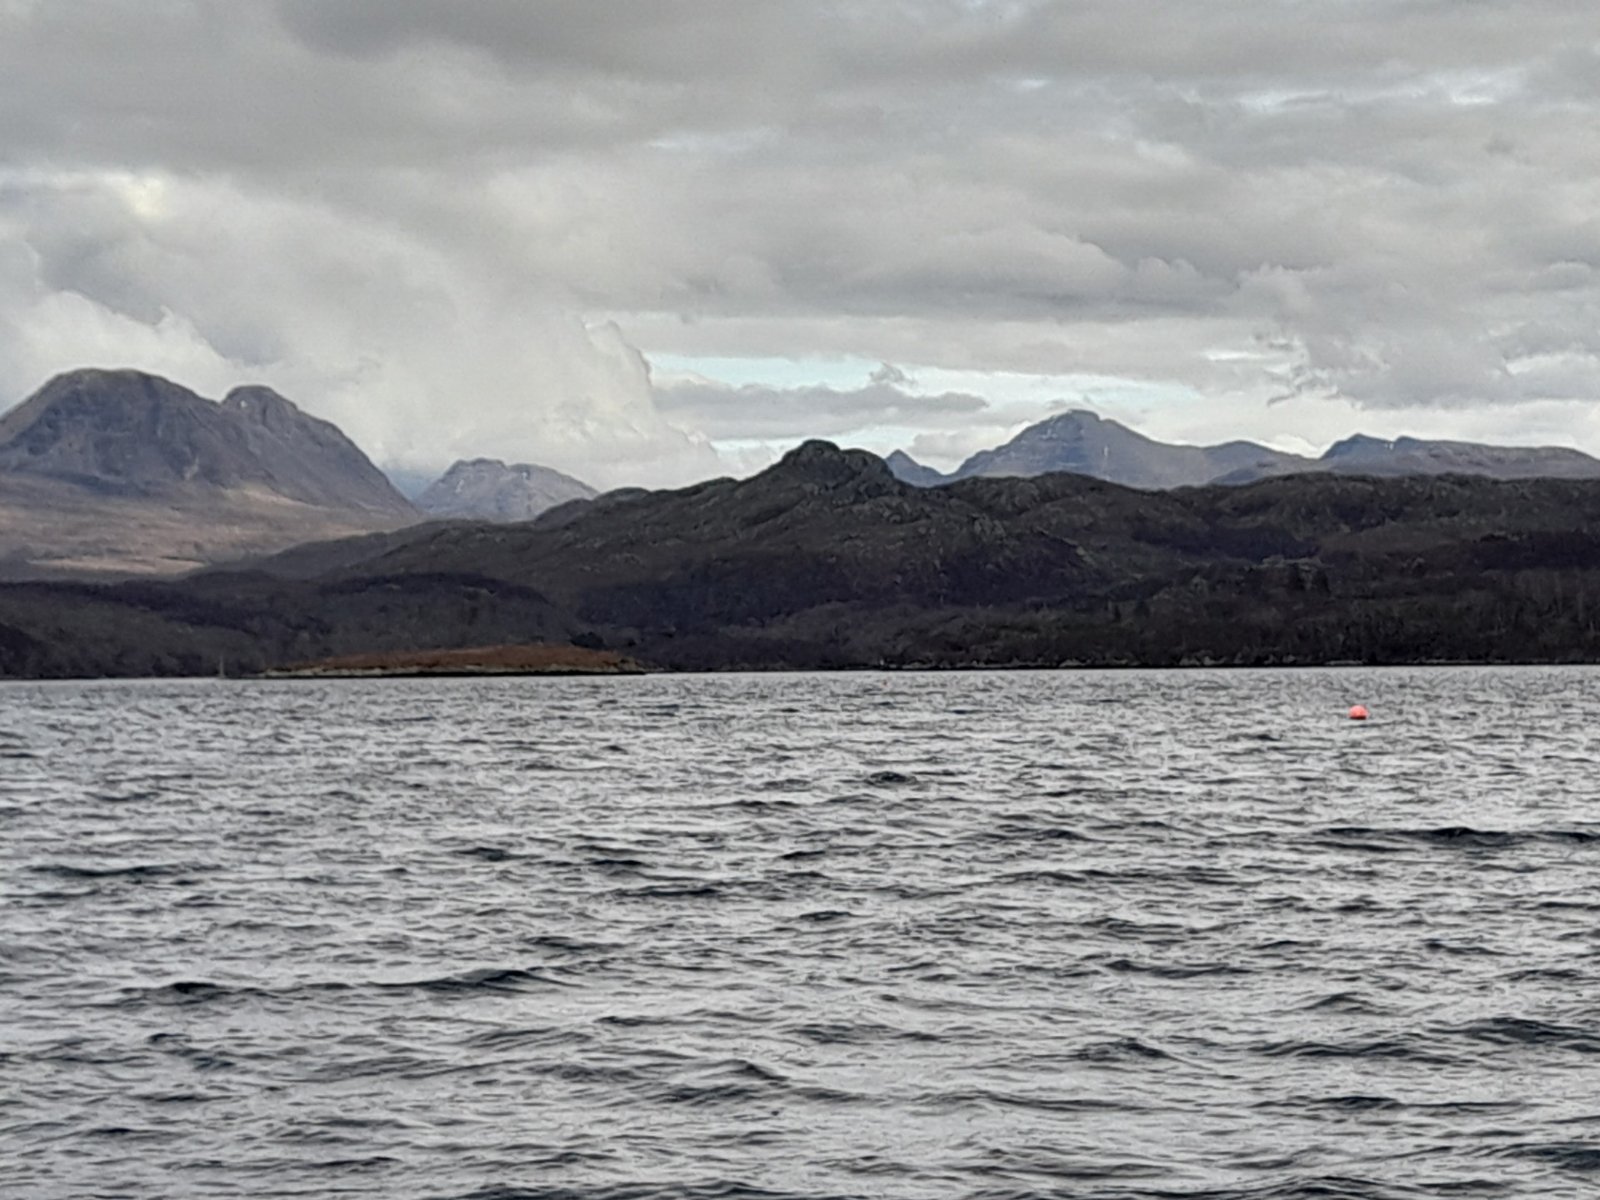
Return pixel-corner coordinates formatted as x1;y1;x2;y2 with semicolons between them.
0;169;717;488
1;1;1599;480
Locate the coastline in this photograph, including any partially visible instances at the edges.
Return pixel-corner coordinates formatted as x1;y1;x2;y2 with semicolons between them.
6;655;1597;683
257;643;646;679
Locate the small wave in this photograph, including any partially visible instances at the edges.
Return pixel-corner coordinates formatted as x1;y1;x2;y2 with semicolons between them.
1273;1094;1404;1113
1421;938;1504;957
1096;956;1253;979
447;1185;818;1200
453;845;522;862
1319;825;1600;851
112;965;567;1009
1489;1141;1600;1172
864;769;918;786
1503;966;1588;983
382;966;563;995
1443;1015;1600;1054
615;883;724;900
784;1021;939;1046
1299;991;1392;1015
28;862;201;881
1073;1037;1173;1062
794;909;852;923
457;1025;590;1052
521;934;619;955
991;868;1094;887
585;856;650;871
115;980;247;1007
86;789;159;803
924;1088;1149;1114
1255;1038;1454;1064
646;1082;780;1108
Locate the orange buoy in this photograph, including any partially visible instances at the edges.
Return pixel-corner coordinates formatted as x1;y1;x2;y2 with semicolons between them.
1348;704;1369;721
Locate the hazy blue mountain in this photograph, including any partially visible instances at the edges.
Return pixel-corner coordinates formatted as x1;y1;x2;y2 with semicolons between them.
948;409;1311;489
416;458;597;522
884;449;947;486
1317;434;1600;479
897;410;1600;489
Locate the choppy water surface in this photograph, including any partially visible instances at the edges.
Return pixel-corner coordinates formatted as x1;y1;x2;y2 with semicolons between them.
4;668;1600;1199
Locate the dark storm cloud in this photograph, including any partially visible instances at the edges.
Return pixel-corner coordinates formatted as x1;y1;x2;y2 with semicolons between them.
1;0;1598;479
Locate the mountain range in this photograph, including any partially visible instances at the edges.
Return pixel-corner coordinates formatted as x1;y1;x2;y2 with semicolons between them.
888;409;1600;489
5;365;1600;605
0;369;417;579
5;438;1600;677
0;369;599;578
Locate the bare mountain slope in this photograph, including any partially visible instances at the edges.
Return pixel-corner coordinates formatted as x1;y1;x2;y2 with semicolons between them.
416;457;597;522
948;410;1312;488
0;369;418;578
922;409;1600;489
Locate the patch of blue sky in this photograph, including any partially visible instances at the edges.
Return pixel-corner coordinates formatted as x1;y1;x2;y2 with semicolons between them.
648;353;1196;416
909;366;1202;416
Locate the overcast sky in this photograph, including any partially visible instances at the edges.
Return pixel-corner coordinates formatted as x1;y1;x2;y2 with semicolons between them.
2;1;1597;487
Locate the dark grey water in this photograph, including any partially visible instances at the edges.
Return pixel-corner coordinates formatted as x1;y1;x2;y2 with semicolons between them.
3;668;1600;1199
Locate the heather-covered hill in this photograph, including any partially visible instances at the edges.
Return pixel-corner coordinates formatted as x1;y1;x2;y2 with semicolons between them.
5;441;1600;676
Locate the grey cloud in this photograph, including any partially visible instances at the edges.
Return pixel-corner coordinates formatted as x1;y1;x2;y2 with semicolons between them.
271;0;819;83
2;0;1599;475
653;377;989;440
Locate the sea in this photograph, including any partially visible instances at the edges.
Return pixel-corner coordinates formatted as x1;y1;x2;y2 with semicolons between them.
3;667;1600;1199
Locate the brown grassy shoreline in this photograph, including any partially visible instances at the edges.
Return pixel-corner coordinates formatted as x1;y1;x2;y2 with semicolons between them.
262;643;645;678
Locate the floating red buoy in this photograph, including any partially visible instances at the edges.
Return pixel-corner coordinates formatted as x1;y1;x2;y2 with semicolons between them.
1348;704;1369;721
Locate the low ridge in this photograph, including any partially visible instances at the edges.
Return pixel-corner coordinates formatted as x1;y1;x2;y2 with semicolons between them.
9;442;1600;676
894;409;1600;489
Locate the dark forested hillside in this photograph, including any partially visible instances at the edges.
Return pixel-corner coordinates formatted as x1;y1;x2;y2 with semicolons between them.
5;441;1600;677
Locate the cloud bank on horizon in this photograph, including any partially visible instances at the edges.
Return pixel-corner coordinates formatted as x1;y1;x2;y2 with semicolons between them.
2;0;1598;487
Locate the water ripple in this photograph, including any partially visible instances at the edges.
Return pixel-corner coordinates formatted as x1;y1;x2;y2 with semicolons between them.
4;666;1600;1198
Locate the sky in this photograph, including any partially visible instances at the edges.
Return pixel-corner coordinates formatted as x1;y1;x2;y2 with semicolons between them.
1;1;1597;489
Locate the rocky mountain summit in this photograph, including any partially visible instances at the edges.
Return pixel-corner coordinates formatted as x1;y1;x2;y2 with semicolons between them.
884;449;947;487
0;369;417;578
948;409;1307;488
416;457;596;522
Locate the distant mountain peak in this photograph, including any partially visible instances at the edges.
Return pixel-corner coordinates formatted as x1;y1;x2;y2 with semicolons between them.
1041;407;1101;426
1324;433;1395;458
945;408;1316;489
0;368;410;511
773;439;898;487
885;449;946;486
0;367;417;577
1000;409;1104;445
416;456;597;523
222;384;302;428
1314;432;1600;478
